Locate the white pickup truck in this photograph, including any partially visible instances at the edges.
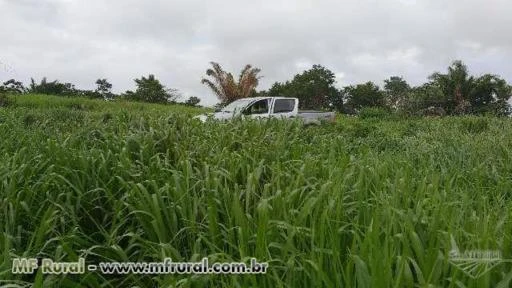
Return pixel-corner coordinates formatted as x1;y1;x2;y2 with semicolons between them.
196;97;336;125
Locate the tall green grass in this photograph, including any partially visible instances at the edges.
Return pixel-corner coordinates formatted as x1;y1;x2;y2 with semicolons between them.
1;94;512;287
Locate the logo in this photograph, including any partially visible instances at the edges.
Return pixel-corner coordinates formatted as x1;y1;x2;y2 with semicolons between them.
448;236;512;279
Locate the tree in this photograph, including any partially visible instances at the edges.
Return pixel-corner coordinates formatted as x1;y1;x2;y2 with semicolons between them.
125;74;179;104
343;82;385;112
384;76;410;110
429;60;474;114
95;78;114;99
201;62;262;104
468;74;511;115
266;82;288;96
403;83;446;116
0;92;12;107
28;77;76;96
427;60;511;115
0;79;25;94
185;96;201;107
23;77;115;99
265;65;341;111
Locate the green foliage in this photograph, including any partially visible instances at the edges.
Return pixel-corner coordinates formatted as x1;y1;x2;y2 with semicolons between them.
29;77;77;96
469;74;512;115
460;117;490;134
10;93;207;114
401;121;421;137
260;60;510;117
358;107;390;119
425;61;512;116
1;95;512;287
23;77;119;100
3;59;510;118
0;92;15;107
429;60;475;114
102;112;113;123
86;78;114;100
22;113;37;126
1;79;25;93
266;64;341;110
124;74;179;104
201;62;262;104
67;79;113;100
95;78;112;94
384;76;410;110
343;81;386;112
347;120;377;137
185;96;201;106
384;61;512;117
402;83;446;115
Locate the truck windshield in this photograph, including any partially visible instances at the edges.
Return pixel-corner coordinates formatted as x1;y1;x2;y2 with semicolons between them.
221;99;256;113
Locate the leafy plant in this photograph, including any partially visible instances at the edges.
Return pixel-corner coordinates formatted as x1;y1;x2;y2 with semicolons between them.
1;94;512;287
0;92;15;107
460;117;489;134
201;62;262;104
358;107;390;119
124;74;180;104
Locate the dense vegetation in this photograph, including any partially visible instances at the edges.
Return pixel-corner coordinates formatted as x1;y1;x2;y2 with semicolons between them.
1;94;512;287
3;60;511;116
0;76;198;107
262;61;512;115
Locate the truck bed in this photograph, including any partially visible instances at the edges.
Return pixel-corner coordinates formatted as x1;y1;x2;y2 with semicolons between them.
297;111;336;124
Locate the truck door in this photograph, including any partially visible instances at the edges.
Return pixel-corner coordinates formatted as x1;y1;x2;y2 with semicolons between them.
242;98;270;119
271;98;297;119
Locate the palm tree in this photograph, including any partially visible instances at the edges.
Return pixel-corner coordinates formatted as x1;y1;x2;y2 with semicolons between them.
201;62;262;104
238;64;262;98
429;61;474;114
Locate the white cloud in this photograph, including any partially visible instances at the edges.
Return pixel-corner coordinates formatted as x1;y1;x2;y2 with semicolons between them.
1;0;512;106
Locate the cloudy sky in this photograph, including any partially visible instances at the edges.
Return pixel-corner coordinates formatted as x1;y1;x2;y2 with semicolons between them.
1;0;511;106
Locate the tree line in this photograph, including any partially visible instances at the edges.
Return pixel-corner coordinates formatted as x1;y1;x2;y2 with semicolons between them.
2;60;511;116
202;60;512;116
0;75;202;107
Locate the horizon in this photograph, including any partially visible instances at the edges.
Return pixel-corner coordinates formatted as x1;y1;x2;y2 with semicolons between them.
1;0;512;106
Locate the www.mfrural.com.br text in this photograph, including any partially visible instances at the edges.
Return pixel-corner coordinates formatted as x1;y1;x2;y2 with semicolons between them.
12;257;268;275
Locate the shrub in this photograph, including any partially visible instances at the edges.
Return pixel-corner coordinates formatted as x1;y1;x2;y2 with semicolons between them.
358;107;390;119
0;93;15;107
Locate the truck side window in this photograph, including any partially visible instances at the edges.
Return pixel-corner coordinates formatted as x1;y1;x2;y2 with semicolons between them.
245;99;269;114
273;99;295;113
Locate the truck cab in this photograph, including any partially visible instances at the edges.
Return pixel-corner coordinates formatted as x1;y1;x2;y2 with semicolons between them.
197;97;335;124
240;97;298;119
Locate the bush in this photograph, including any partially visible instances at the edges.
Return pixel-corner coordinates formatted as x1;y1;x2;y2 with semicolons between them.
0;93;15;107
358;107;390;119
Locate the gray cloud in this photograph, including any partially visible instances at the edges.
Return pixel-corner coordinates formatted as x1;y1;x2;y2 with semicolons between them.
1;0;512;106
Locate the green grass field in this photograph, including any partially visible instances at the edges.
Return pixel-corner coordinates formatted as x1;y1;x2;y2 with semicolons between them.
1;94;512;287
